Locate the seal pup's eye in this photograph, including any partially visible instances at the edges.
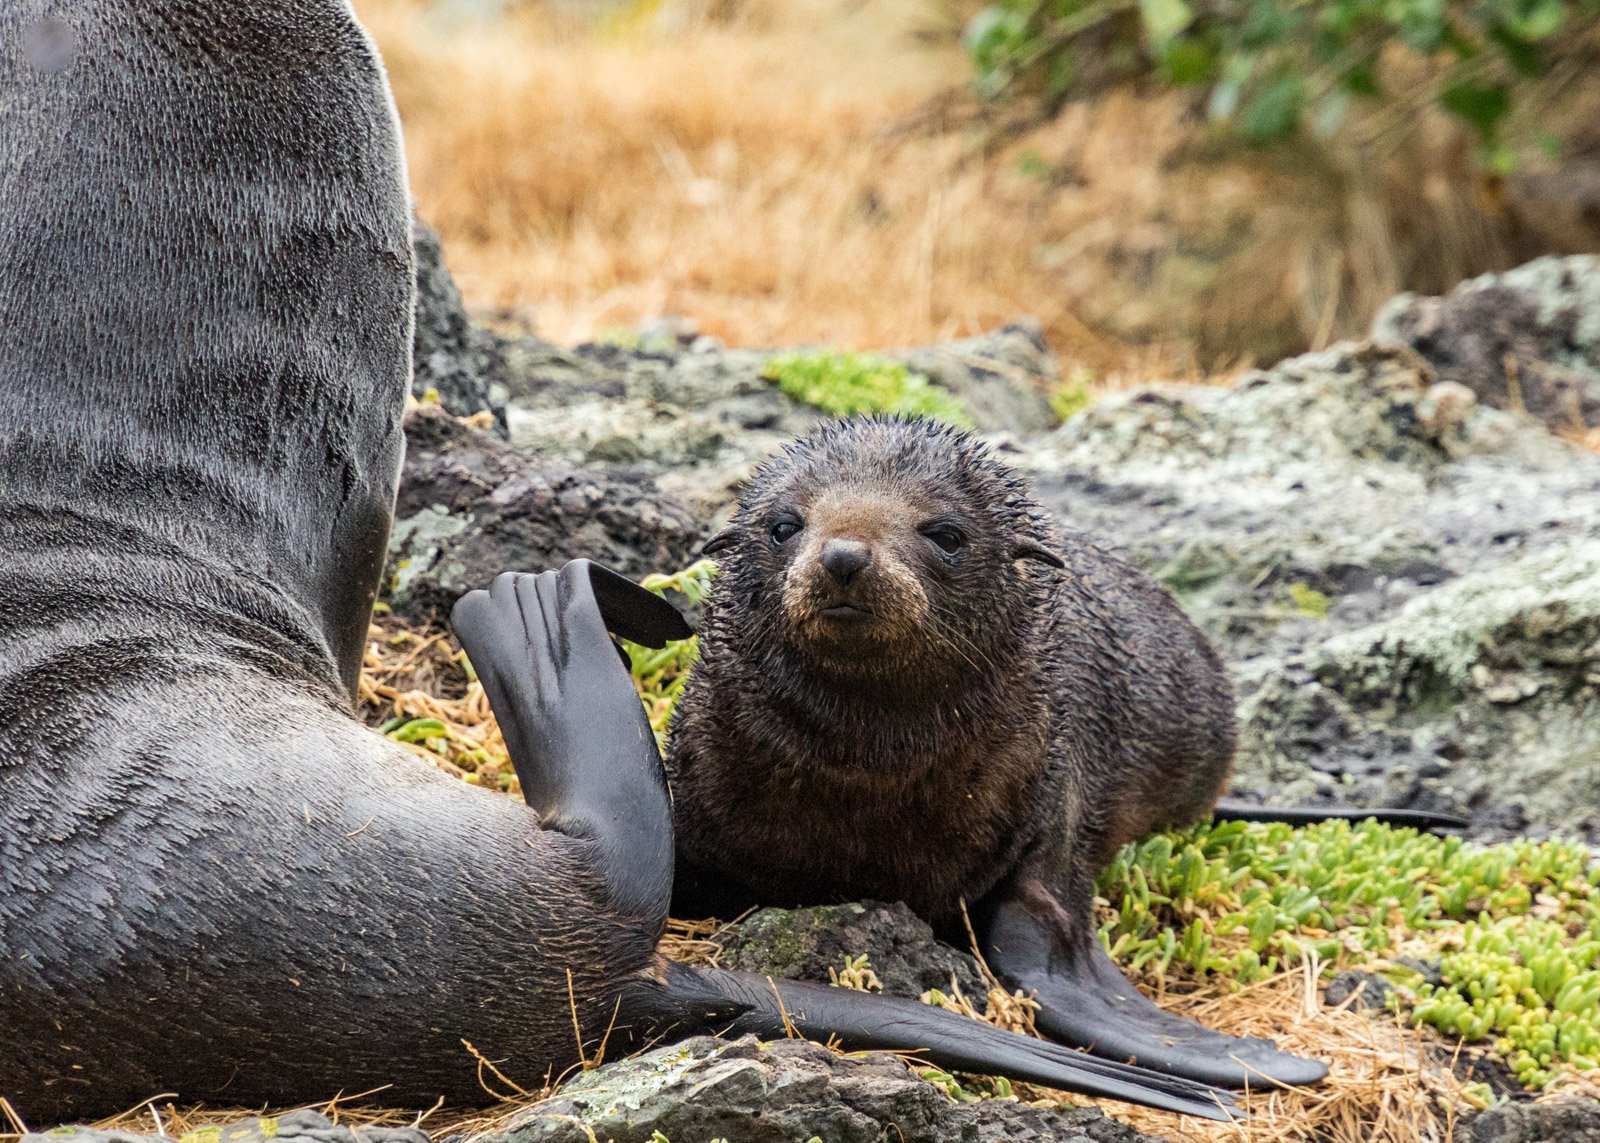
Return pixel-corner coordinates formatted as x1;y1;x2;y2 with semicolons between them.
770;519;803;546
922;526;965;554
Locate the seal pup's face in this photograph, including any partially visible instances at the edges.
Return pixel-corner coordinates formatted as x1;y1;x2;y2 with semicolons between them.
704;418;1063;687
771;480;951;653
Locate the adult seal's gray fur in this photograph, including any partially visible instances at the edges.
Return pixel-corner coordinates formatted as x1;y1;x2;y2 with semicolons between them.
668;418;1336;1089
0;3;1238;1125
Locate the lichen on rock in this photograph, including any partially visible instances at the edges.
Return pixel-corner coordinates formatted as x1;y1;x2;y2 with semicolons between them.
480;1036;1170;1143
717;901;988;1001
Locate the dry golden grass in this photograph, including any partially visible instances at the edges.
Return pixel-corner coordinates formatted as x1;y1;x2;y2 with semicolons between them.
353;0;1600;381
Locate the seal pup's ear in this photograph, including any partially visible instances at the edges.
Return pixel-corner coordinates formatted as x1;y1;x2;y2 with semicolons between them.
1012;538;1065;569
701;528;738;557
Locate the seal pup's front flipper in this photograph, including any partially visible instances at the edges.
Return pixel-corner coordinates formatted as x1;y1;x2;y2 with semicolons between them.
639;963;1240;1121
452;561;673;923
1212;798;1469;833
982;887;1330;1090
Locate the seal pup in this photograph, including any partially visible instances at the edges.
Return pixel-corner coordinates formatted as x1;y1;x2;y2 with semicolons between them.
0;2;1234;1123
667;417;1336;1089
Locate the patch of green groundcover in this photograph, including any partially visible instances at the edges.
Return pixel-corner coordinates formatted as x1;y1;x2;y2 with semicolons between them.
623;560;715;749
763;350;975;427
1100;819;1600;1090
629;563;1600;1093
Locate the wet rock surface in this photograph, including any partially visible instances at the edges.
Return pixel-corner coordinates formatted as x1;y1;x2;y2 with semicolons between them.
412;219;506;430
477;1036;1171;1143
481;320;1059;518
718;901;988;1001
1461;1097;1600;1142
1323;970;1397;1011
388;405;702;622
1021;338;1600;839
394;255;1600;833
1372;255;1600;434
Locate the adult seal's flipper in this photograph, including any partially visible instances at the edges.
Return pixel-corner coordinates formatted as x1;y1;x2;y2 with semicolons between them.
452;561;675;923
586;562;695;648
646;964;1240;1121
1212;798;1470;833
983;897;1329;1090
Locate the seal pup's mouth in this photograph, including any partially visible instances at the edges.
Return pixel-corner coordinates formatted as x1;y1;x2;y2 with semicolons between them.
819;603;875;622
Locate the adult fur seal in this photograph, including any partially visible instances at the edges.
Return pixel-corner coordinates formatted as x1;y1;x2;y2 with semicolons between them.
0;2;1236;1124
668;418;1349;1089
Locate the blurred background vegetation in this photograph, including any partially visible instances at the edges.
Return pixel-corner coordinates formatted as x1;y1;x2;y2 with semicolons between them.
353;0;1600;381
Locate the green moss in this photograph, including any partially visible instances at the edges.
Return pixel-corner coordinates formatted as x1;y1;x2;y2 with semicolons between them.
1049;367;1094;422
623;560;716;749
1289;582;1331;618
762;351;974;427
1098;818;1600;1089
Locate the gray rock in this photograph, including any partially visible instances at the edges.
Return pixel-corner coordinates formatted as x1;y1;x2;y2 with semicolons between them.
412;219;506;430
1463;1098;1600;1142
1013;338;1600;835
1395;956;1445;988
893;319;1060;435
24;1110;429;1143
1372;255;1600;434
718;901;989;1002
386;405;704;621
1323;970;1396;1011
1237;539;1600;840
481;1035;1171;1143
495;327;1059;491
499;339;820;487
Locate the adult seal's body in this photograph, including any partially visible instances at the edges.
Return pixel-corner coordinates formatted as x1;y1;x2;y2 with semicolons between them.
668;418;1333;1088
0;3;1237;1124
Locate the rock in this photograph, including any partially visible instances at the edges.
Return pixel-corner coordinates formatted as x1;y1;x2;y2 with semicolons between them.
1040;342;1560;478
1462;1097;1600;1142
1012;337;1600;832
1323;970;1396;1011
498;339;819;499
1372;255;1600;435
1237;539;1600;840
494;328;1060;502
386;405;704;621
480;1035;1172;1143
23;1111;429;1143
391;241;1600;838
893;319;1060;435
412;218;506;430
718;901;989;1001
1395;956;1445;988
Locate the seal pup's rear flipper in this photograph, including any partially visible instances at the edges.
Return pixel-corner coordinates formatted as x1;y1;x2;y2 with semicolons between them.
452;561;673;923
1212;798;1469;833
982;894;1330;1090
641;963;1240;1121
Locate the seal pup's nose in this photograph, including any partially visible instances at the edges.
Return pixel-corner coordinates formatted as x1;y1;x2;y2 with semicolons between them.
820;539;871;584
